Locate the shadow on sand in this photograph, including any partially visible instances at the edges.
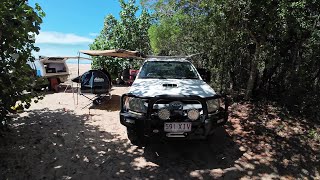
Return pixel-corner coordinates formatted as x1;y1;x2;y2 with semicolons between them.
89;95;121;112
0;109;241;179
2;104;317;179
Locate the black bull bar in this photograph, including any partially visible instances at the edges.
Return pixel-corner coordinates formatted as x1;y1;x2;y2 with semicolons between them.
120;94;229;136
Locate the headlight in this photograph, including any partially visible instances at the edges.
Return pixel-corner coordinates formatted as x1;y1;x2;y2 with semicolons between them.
124;97;147;113
187;109;200;121
206;99;220;113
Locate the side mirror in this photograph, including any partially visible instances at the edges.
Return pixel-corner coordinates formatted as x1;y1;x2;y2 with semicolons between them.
197;68;211;83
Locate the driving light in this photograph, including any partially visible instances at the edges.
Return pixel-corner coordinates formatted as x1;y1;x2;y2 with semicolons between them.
158;108;170;120
206;99;220;113
187;109;200;121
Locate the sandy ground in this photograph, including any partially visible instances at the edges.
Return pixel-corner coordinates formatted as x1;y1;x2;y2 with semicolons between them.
0;64;319;179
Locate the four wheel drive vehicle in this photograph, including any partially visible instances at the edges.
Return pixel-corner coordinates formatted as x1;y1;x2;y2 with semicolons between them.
120;56;228;144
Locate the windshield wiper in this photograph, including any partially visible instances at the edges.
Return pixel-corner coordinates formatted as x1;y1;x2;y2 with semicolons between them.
142;76;167;79
179;77;198;79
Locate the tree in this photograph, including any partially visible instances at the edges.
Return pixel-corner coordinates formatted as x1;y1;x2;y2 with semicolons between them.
144;0;320;120
0;0;45;128
90;0;152;79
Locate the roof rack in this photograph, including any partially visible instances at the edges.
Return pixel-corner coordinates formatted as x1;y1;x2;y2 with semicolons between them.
146;53;202;59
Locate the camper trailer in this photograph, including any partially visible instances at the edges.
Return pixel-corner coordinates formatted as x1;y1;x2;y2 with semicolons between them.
38;56;70;83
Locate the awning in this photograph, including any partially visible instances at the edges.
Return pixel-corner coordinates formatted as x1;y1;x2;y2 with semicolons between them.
79;49;144;59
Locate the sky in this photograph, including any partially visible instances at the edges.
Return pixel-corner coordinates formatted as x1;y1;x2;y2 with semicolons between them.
28;0;141;62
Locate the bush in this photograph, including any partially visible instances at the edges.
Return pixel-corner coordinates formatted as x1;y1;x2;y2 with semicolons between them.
0;0;45;128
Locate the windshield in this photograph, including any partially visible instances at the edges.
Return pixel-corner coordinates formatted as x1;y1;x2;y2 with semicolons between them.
138;61;199;79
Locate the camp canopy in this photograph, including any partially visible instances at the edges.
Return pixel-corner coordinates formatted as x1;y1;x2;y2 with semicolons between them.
79;49;144;59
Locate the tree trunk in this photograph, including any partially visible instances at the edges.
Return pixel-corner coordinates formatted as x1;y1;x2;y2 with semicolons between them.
245;44;259;100
258;61;280;97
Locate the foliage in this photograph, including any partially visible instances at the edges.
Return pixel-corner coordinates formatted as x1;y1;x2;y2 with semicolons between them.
144;0;320;121
90;0;152;79
308;129;320;142
0;0;45;127
148;12;186;55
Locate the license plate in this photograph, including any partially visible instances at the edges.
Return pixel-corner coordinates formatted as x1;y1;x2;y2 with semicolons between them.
164;122;192;132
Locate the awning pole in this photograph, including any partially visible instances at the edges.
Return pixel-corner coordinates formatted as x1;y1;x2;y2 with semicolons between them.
77;52;80;105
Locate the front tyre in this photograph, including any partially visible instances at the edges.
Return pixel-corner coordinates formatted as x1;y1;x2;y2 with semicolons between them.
126;128;145;147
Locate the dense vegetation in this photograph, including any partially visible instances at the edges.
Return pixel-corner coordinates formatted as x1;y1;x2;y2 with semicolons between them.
0;0;45;128
90;0;151;79
91;0;319;121
143;0;320;121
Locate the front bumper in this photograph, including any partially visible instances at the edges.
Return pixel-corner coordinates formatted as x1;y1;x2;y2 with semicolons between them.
120;94;228;139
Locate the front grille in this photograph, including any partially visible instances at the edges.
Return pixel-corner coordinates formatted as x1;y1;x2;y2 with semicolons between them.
152;100;202;110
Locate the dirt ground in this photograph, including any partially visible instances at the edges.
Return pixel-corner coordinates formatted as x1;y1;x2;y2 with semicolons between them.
0;65;319;179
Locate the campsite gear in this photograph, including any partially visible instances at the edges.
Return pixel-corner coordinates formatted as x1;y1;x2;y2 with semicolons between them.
49;78;59;92
80;70;111;94
75;70;112;109
38;57;70;84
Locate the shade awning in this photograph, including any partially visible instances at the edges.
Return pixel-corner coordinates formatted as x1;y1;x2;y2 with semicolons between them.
79;49;144;59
